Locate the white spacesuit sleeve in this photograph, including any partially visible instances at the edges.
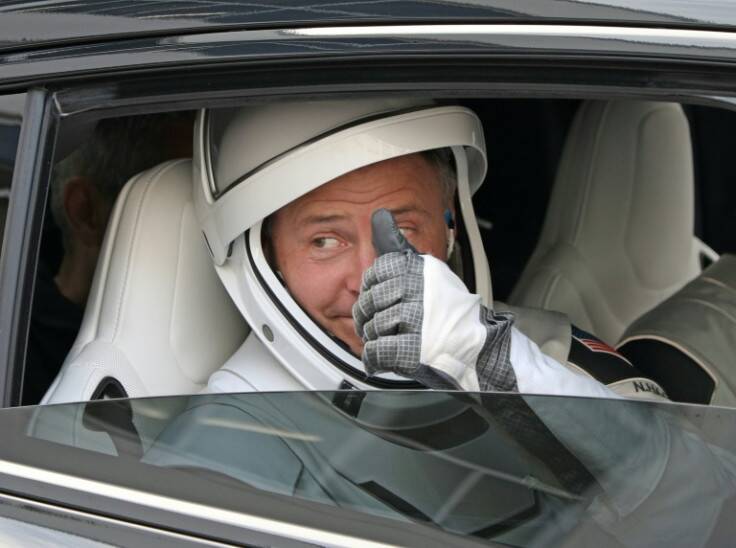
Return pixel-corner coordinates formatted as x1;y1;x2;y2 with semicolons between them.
356;245;621;398
509;327;619;399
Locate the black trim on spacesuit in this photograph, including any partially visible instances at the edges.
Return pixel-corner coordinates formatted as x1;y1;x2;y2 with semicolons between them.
568;326;668;398
246;230;423;390
618;339;715;404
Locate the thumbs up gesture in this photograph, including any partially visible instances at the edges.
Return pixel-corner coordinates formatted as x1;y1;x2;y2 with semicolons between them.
352;209;518;392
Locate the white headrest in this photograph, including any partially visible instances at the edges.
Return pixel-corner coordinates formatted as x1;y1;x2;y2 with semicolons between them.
43;159;247;404
511;101;700;343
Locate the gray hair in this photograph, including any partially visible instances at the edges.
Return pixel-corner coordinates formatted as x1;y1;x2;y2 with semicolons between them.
421;148;457;205
51;113;192;247
262;148;457;260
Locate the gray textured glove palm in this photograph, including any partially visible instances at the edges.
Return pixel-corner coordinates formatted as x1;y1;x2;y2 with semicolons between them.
352;209;518;392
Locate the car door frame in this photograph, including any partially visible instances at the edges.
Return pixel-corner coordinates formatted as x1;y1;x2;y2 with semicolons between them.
0;88;54;407
4;24;736;407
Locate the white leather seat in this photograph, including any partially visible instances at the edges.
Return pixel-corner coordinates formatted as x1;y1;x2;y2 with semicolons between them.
510;101;702;344
42;159;247;404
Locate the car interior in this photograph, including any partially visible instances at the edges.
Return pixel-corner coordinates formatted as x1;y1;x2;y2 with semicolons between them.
510;100;706;344
22;97;736;408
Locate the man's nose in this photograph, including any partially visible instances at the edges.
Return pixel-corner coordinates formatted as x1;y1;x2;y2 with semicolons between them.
347;243;376;294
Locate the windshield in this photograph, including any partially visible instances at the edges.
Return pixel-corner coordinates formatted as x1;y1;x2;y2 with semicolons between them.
7;392;736;546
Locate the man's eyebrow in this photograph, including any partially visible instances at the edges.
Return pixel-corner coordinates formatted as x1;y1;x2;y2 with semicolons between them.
297;206;431;226
389;205;432;218
297;213;350;226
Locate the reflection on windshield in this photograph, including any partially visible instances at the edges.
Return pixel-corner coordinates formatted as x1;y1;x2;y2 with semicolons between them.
18;392;736;546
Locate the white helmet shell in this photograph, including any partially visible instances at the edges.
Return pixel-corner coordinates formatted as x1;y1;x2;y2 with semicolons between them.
193;98;492;390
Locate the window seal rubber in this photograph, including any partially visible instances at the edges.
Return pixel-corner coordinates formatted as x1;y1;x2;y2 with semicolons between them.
0;88;54;407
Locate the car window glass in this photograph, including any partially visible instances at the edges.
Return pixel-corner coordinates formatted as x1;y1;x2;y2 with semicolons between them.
27;97;736;413
11;392;736;546
0;515;112;547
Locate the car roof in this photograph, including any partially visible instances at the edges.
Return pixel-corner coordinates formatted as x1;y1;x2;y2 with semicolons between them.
2;0;736;53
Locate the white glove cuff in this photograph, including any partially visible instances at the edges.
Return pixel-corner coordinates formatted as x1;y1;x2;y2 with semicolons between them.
419;255;486;390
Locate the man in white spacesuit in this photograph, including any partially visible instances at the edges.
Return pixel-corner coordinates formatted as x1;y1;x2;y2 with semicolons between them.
194;97;664;400
146;97;736;546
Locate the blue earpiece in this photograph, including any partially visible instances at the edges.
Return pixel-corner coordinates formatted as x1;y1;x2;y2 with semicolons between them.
444;209;456;257
444;209;456;229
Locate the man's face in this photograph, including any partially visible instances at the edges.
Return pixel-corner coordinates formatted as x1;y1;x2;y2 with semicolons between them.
270;153;451;355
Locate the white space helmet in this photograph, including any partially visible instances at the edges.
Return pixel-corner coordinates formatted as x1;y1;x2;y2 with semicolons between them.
193;98;491;389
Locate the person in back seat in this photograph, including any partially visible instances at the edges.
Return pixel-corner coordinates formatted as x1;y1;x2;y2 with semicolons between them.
24;113;194;404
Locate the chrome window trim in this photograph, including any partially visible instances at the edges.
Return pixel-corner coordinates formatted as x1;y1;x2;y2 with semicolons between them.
0;459;393;548
7;23;736;90
0;491;233;547
281;23;736;46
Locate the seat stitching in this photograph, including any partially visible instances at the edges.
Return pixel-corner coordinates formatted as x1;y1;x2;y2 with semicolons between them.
111;160;189;339
539;245;620;341
88;177;138;341
572;102;611;245
701;276;736;297
108;176;149;340
625;105;691;291
169;194;201;387
674;296;736;324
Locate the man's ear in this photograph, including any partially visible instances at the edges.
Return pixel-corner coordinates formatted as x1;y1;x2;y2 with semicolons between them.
63;177;110;247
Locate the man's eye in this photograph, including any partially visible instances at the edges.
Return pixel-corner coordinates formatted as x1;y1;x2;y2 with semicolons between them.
313;237;340;249
398;226;414;236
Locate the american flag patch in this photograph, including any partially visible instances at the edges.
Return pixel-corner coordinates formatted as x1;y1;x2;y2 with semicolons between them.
572;328;631;364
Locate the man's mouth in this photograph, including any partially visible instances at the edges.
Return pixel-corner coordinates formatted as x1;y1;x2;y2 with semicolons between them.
336;315;357;333
326;312;354;322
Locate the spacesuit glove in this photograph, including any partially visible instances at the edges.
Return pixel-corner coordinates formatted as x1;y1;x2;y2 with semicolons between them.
353;245;518;392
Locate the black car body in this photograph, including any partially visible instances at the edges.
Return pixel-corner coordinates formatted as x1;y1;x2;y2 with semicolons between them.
1;1;736;545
